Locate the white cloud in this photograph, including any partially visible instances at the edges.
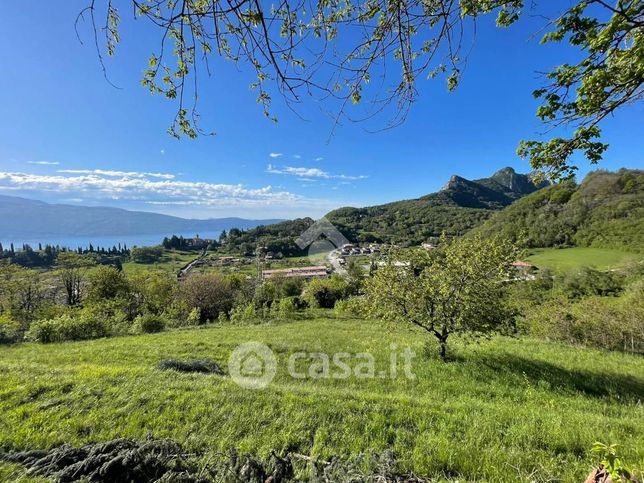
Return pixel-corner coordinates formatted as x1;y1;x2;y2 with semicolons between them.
269;152;283;158
160;149;165;155
0;170;299;208
58;169;176;180
293;154;302;159
27;161;60;166
266;164;367;181
315;157;324;162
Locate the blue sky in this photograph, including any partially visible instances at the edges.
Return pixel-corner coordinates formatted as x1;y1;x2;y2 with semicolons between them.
0;1;641;219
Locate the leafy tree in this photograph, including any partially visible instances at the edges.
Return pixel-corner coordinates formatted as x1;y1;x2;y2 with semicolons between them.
130;246;164;264
56;252;96;306
304;276;349;309
518;1;643;180
87;266;131;302
345;258;365;295
178;273;234;322
0;264;49;323
363;235;518;361
129;271;178;315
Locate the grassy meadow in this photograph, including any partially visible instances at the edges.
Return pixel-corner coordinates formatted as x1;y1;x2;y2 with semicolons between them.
1;316;642;482
526;247;642;272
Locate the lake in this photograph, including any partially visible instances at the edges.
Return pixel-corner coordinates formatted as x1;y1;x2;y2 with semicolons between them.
0;231;222;251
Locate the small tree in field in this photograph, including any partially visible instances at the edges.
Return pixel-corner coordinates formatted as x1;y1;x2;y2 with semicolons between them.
363;235;518;361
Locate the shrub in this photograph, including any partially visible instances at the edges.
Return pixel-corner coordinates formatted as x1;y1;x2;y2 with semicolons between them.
27;314;111;343
334;297;366;318
130;246;164;263
304;276;349;309
0;314;21;344
522;284;644;354
217;311;229;324
178;274;234;322
87;266;131;302
187;307;201;325
557;267;625;299
134;314;166;334
273;297;296;320
230;302;258;323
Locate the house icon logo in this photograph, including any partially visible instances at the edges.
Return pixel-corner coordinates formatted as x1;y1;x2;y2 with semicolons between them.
228;342;277;389
295;217;351;262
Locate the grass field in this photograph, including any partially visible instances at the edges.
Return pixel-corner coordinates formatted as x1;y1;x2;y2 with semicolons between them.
121;250;199;275
1;317;642;481
526;247;642;272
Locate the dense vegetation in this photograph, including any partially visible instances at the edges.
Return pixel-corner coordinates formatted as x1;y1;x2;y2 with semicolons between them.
218;218;315;256
0;243;129;269
326;168;547;245
474;169;644;251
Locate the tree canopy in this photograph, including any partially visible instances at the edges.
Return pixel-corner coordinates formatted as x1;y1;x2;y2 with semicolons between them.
82;0;642;179
363;235;519;360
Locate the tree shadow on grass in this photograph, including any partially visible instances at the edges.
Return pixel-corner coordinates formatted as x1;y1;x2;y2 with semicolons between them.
477;353;644;403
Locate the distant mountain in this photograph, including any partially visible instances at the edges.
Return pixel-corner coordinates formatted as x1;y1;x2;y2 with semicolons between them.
472;169;644;252
325;167;548;245
0;195;282;239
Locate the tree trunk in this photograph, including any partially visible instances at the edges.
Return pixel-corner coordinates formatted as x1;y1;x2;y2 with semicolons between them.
439;340;447;361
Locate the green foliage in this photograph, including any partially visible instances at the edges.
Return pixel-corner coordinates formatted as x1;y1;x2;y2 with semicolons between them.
133;314;167;334
273;297;297;320
188;307;202;325
254;276;304;307
87;266;131;302
26;314;111;343
559;267;625;299
218;218;315;256
129;271;178;315
474;169;644;251
364;235;519;360
178;273;234;322
130;246;164;264
591;442;634;482
56;252;96;306
304;276;349;309
518;1;643;179
327;168;545;245
0;314;21;344
512;265;644;354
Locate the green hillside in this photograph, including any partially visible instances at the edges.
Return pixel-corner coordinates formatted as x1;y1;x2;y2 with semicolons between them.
1;317;642;482
325;167;548;245
473;169;644;252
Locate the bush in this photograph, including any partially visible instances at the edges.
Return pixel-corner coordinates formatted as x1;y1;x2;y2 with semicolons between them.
273;297;296;320
558;267;625;299
130;246;164;264
0;314;21;344
304;276;349;309
178;274;234;322
522;282;644;354
134;314;166;334
230;302;258;323
87;266;131;303
334;297;366;317
27;314;111;343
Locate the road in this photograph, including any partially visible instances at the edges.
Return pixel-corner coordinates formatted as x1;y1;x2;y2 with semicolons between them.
327;249;346;276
